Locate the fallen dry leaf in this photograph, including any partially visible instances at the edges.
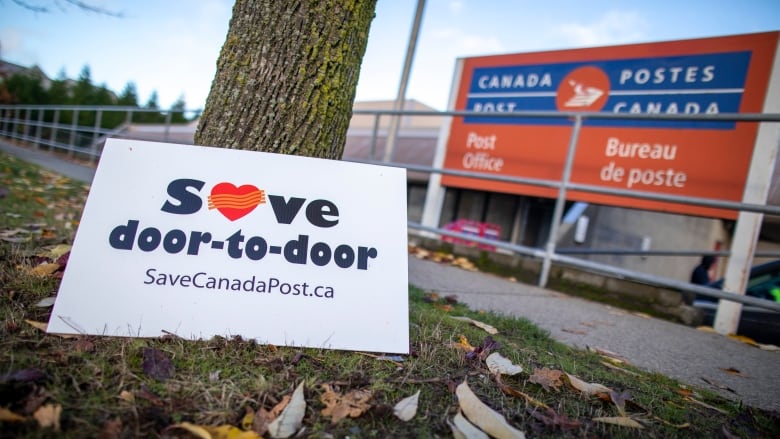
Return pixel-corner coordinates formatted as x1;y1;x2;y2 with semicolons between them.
42;244;72;259
528;407;581;430
683;396;729;414
25;319;48;332
320;384;373;424
486;352;523;376
34;296;57;308
466;336;500;361
494;374;549;409
452;335;476;352
564;372;612;396
118;390;135;403
720;367;747;377
529;367;563;392
449;411;489;439
167;422;261;439
593;416;644;429
607;390;633;416
99;418;122;439
268;381;305;438
456;379;526;439
142;348;174;381
0;407;26;422
728;334;759;347
451;316;498;334
393;390;420;422
33;403;62;431
29;262;60;277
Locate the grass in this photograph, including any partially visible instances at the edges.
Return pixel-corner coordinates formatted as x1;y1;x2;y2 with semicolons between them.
1;151;779;438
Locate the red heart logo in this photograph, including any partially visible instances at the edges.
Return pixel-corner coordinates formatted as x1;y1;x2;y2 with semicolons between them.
208;183;265;221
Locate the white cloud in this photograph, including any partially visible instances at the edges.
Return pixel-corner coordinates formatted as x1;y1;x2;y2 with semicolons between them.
552;10;648;47
448;0;464;15
0;27;23;55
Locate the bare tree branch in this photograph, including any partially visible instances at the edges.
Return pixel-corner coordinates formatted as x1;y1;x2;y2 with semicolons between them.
6;0;123;17
10;0;49;13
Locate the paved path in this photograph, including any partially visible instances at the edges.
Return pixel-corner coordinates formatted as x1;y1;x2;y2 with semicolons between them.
2;140;778;412
0;141;96;182
410;256;780;412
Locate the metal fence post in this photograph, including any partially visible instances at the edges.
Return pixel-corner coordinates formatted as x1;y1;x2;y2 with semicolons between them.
370;113;381;160
35;107;44;149
49;108;60;150
90;108;103;163
69;108;80;157
23;108;32;141
539;115;583;288
164;111;172;141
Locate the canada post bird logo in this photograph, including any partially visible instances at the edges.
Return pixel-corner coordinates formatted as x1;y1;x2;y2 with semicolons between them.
555;66;610;112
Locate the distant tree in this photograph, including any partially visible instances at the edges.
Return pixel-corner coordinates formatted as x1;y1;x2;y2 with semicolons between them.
46;69;71;105
145;90;159;109
1;72;47;104
71;65;94;105
169;94;189;123
118;82;139;107
138;90;164;123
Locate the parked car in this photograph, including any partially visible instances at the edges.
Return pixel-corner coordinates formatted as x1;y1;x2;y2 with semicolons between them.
693;259;780;346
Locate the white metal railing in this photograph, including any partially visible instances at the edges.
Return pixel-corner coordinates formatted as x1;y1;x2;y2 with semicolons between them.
1;104;780;314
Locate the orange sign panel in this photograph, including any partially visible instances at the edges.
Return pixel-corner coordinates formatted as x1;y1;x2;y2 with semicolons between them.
441;32;779;218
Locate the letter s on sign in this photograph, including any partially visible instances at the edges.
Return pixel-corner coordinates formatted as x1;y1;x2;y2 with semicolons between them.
161;179;205;214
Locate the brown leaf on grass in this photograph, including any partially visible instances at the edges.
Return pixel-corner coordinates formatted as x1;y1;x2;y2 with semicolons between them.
452;335;476;352
720;367;747;377
0;407;26;422
494;374;549;409
451;316;498;334
142;347;174;381
564;372;612;396
29;262;60;277
593;416;644;429
436;303;454;312
267;382;306;438
167;422;262;439
529;367;563;392
320;384;373;424
252;406;276;436
118;390;134;403
98;418;122;439
528;407;582;430
33;403;61;431
25;319;50;333
456;380;526;439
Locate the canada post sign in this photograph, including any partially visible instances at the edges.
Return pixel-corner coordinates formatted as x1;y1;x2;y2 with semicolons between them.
48;139;410;353
442;32;779;218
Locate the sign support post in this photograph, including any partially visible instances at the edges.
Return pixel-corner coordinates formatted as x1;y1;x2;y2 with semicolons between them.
715;42;780;335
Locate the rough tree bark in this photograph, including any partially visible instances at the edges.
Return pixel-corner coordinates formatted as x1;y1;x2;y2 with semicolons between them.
194;0;377;160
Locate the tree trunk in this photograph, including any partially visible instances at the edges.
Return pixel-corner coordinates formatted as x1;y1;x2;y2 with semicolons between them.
194;0;376;159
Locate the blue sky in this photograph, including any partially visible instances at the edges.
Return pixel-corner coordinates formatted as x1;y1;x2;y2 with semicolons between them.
1;0;779;110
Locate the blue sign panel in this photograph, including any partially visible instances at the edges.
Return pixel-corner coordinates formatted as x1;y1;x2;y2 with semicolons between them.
464;52;752;129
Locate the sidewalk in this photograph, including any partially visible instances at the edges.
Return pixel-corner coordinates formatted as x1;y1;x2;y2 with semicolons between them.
2;139;778;412
409;256;779;412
